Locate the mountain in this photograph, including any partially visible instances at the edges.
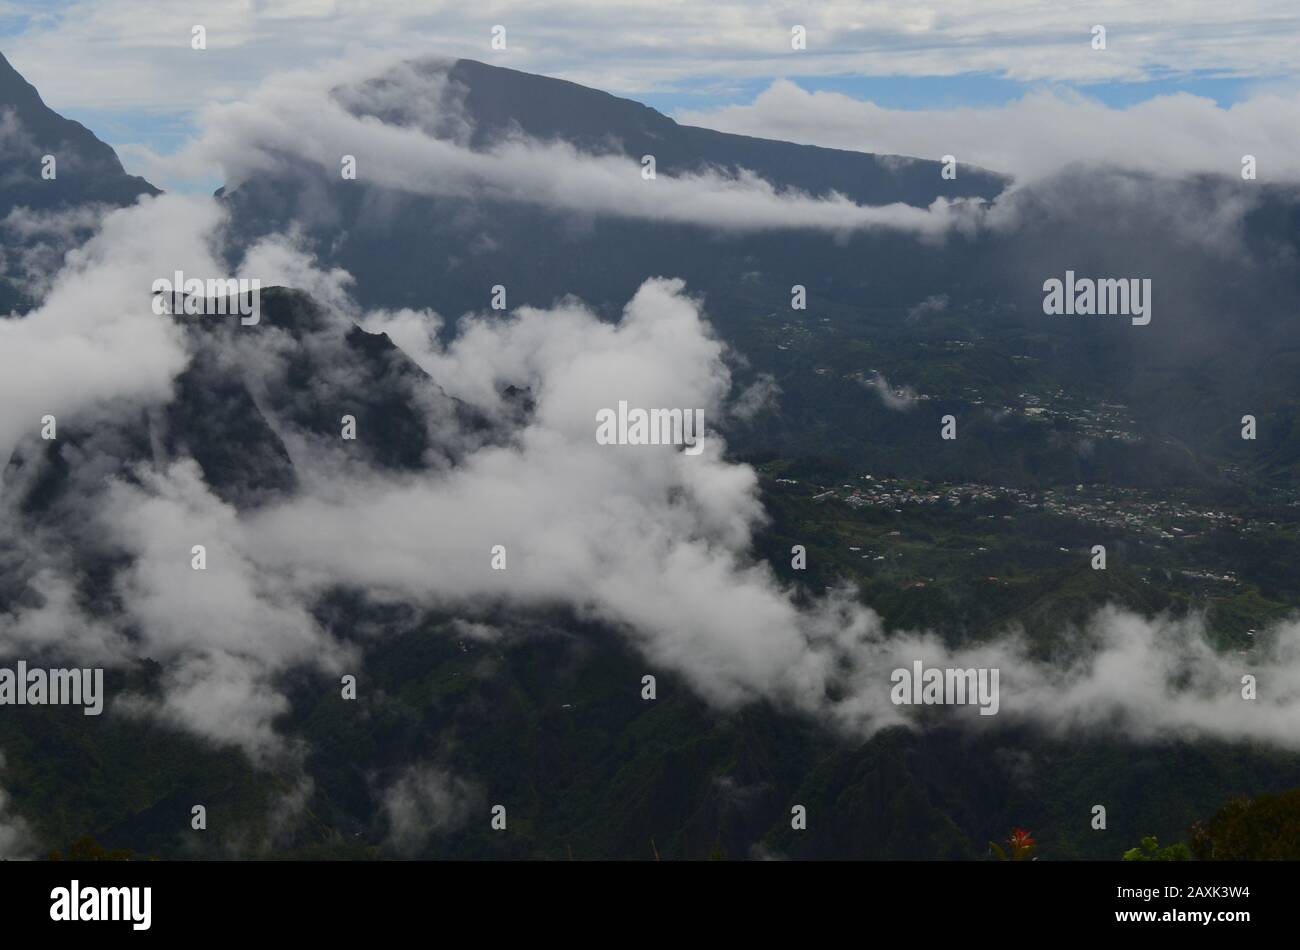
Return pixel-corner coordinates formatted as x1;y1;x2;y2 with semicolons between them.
4;286;493;515
4;54;1300;862
216;58;1300;493
439;59;1007;206
220;57;1006;320
0;51;157;214
0;50;159;312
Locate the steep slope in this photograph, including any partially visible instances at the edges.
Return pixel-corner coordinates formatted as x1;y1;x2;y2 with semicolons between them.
2;287;490;515
0;51;159;312
441;58;1006;206
219;56;1005;322
0;50;158;214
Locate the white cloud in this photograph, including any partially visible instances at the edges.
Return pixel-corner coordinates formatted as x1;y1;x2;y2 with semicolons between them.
0;193;219;471
1;203;113;300
102;460;355;763
863;372;919;411
728;373;781;421
907;294;948;321
380;763;482;855
7;228;1300;759
0;751;35;860
171;57;982;238
7;0;1300;117
120;276;1300;753
680;81;1300;183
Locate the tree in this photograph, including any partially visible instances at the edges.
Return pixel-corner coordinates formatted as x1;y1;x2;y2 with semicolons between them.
1190;789;1300;860
47;836;133;861
709;833;726;861
1122;836;1191;861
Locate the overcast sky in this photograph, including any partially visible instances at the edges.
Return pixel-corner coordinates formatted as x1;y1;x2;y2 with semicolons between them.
3;0;1300;191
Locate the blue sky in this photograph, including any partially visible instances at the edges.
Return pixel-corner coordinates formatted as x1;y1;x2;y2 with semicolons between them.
636;71;1264;116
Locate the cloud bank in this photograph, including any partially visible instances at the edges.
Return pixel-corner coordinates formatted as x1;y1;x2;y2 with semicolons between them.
680;82;1300;184
6;253;1300;768
164;58;985;239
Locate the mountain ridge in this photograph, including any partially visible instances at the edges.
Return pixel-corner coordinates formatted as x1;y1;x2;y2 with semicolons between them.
364;56;1009;206
0;49;159;208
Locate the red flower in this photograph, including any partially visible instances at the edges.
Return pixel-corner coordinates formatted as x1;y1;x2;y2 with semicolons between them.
990;826;1038;860
1009;828;1035;850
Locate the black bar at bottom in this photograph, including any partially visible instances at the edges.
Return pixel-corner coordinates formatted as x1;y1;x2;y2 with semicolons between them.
0;859;1278;937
